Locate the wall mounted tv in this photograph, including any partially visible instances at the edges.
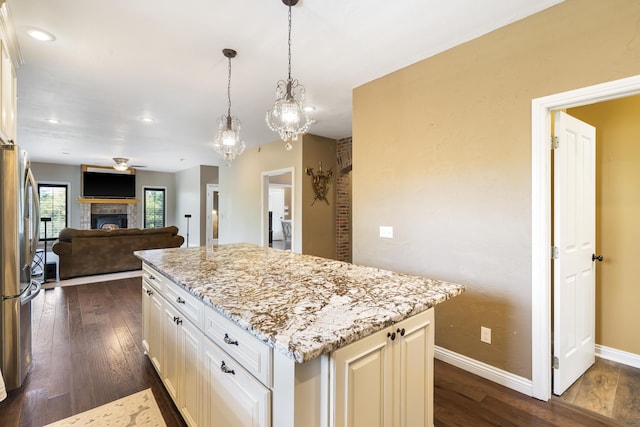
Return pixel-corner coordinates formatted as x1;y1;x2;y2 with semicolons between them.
82;170;136;198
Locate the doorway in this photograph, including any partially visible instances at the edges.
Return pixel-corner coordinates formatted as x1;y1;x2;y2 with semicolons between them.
531;74;640;401
206;184;219;247
261;168;294;252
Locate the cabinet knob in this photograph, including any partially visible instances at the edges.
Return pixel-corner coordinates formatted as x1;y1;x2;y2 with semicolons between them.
173;316;182;325
148;275;155;280
176;297;185;304
224;333;239;346
397;328;405;337
146;289;153;296
387;332;396;341
220;361;235;375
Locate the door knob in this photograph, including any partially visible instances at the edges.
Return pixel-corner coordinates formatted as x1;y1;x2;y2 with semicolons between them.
592;254;603;262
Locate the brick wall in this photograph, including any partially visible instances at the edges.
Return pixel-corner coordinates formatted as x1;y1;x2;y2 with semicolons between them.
336;137;352;263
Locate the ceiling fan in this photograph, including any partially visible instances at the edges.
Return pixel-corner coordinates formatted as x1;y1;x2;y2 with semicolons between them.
112;157;147;171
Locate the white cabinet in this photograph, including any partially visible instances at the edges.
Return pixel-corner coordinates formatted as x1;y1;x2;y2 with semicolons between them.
201;338;270;427
331;308;434;427
163;301;202;427
141;262;435;427
142;277;164;374
142;265;202;427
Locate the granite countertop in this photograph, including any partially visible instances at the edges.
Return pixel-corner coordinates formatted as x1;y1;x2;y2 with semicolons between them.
135;243;465;363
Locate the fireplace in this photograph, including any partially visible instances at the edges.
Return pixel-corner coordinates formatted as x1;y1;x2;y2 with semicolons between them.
92;213;127;229
79;200;138;230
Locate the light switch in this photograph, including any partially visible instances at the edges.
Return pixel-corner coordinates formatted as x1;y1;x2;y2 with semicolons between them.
379;226;393;239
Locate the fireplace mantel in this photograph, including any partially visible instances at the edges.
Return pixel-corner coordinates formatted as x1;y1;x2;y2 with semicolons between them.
78;198;139;204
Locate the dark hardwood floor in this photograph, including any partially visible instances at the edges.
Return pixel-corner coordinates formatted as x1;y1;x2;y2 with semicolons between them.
0;276;628;426
0;277;186;427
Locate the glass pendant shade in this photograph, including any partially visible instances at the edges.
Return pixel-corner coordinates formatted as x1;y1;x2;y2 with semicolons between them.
213;48;244;166
214;114;245;166
266;0;311;149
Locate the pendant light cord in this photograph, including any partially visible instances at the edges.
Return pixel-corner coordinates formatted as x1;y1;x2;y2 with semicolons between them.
227;56;232;117
287;2;292;82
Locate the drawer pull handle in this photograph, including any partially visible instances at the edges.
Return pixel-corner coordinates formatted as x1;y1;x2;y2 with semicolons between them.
224;333;239;346
148;275;155;280
220;361;235;375
176;297;185;304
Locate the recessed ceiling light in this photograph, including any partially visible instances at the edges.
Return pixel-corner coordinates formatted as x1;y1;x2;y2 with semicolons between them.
304;105;316;112
140;117;154;123
46;118;61;124
26;28;56;42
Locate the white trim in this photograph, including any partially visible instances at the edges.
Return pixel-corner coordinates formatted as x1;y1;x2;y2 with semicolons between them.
435;346;533;396
531;74;640;401
596;345;640;370
260;167;295;252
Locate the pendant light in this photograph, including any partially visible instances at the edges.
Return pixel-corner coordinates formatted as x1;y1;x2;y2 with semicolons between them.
266;0;311;150
213;48;245;166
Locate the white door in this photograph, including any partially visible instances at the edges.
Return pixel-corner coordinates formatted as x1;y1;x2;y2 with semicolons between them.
553;111;596;395
269;188;285;241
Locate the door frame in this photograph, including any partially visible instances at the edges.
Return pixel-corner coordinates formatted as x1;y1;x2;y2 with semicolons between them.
206;184;219;247
531;74;640;400
261;167;295;252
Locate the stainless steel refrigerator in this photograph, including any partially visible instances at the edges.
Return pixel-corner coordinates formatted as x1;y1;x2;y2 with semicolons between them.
0;141;41;391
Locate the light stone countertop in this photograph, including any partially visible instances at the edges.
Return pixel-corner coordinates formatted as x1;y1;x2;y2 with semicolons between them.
135;243;465;363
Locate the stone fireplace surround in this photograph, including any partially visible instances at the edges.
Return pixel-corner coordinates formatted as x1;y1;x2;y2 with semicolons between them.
79;201;138;230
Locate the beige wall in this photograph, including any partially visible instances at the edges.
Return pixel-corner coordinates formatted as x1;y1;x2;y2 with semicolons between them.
568;96;640;355
352;0;640;379
219;138;303;251
302;134;337;259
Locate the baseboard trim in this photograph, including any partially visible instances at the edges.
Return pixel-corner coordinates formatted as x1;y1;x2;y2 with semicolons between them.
434;346;533;397
596;345;640;369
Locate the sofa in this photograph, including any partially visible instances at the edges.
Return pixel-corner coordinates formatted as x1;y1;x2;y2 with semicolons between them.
52;226;184;279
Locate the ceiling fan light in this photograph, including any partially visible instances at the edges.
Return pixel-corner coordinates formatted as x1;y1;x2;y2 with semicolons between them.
113;157;130;171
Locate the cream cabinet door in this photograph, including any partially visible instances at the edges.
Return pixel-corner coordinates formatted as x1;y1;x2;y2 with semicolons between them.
148;287;164;374
394;309;434;427
141;283;152;355
201;338;271;427
180;318;202;427
162;303;181;401
332;308;435;427
0;39;14;141
332;326;394;427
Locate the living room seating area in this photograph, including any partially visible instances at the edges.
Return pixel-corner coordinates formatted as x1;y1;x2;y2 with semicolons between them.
52;226;184;279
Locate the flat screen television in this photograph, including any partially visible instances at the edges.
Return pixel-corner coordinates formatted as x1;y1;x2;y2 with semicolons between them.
83;171;136;198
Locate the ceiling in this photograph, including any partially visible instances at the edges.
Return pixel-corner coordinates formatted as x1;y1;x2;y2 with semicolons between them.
8;0;563;173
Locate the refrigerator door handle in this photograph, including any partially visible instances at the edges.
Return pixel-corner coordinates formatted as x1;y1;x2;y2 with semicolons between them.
2;279;36;301
23;167;40;270
21;280;41;305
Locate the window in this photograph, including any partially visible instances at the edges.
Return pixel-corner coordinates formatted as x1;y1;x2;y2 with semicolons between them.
38;183;68;240
144;187;166;228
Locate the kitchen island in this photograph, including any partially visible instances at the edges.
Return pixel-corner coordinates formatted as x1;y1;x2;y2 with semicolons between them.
135;244;465;427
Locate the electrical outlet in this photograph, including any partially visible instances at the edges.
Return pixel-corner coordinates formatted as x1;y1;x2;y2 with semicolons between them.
481;326;491;344
379;226;393;238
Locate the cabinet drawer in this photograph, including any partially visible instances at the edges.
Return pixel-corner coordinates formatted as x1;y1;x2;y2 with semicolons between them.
142;264;165;293
164;281;204;330
204;308;272;386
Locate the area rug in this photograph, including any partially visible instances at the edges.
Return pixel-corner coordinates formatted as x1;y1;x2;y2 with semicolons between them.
45;388;166;426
